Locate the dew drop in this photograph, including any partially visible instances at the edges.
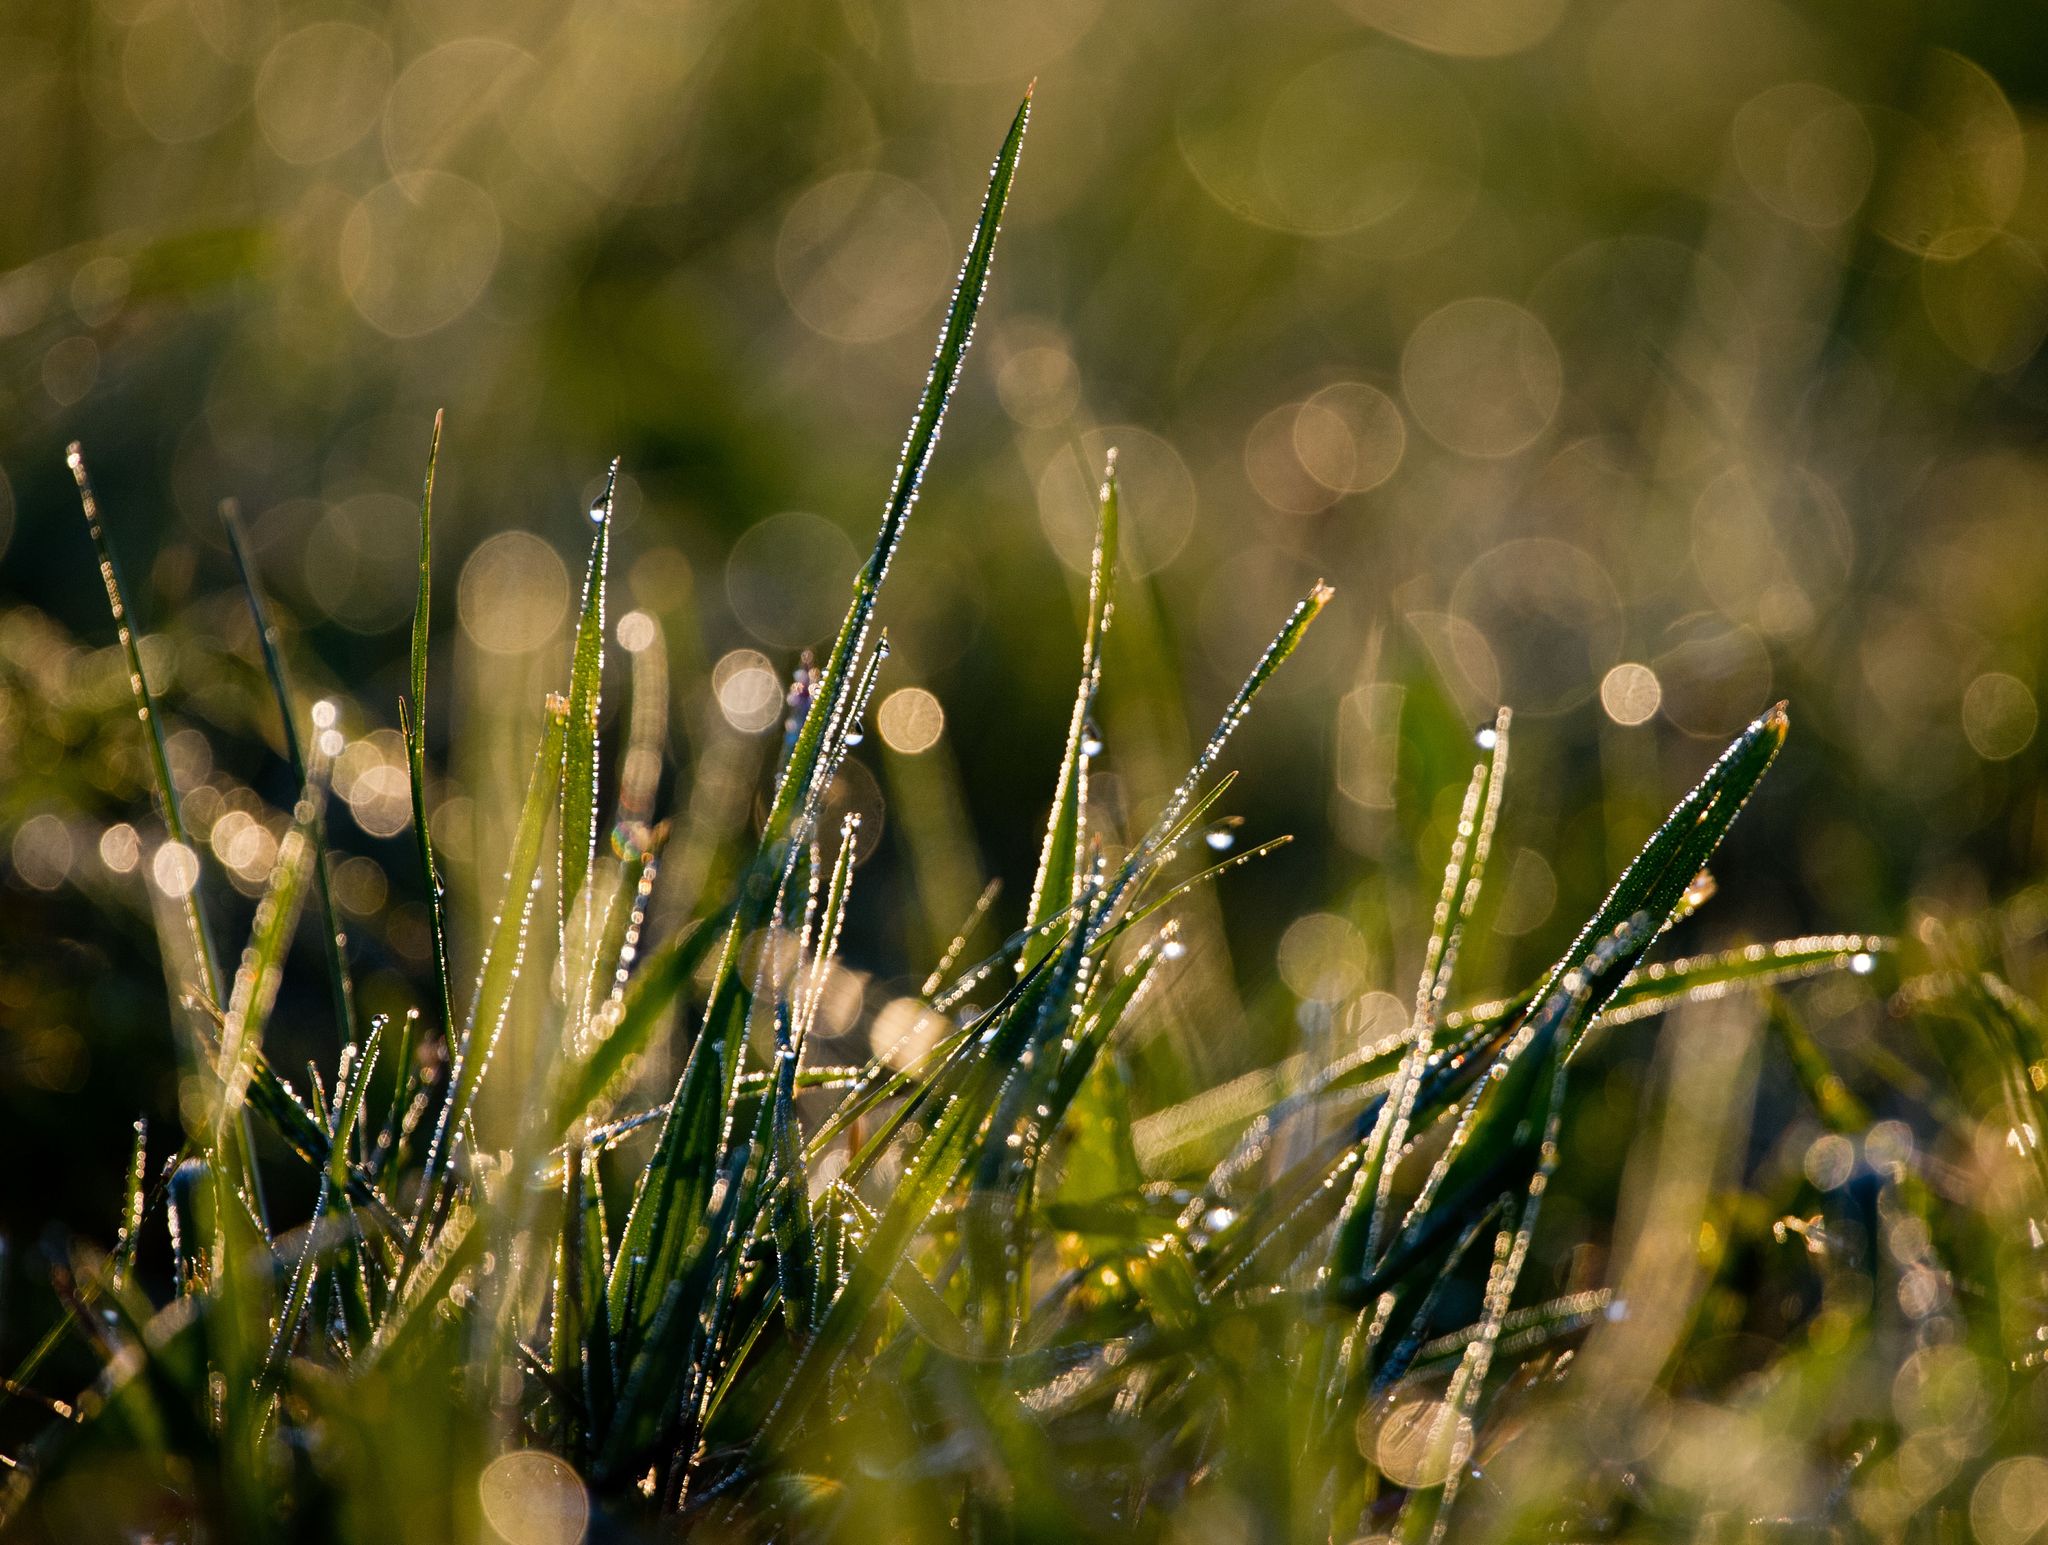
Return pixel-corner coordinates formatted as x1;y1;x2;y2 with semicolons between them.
1474;722;1499;751
1161;938;1186;960
1080;718;1104;758
1850;951;1876;976
845;722;865;748
588;495;609;525
1204;822;1236;853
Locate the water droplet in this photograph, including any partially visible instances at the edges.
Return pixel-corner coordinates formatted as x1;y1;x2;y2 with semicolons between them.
1850;951;1876;976
845;722;865;748
1161;938;1186;960
1204;821;1236;852
1080;718;1104;758
588;495;609;525
1474;721;1499;751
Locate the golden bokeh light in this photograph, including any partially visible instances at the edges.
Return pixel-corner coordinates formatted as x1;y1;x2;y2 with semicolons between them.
1401;298;1561;459
340;171;501;336
1871;51;2024;259
477;1450;588;1545
1180;47;1479;238
1921;233;2048;373
254;23;392;165
458;531;571;656
1600;662;1662;726
776;173;952;344
877;686;945;754
1293;383;1406;496
712;649;782;734
1732;82;1874;228
1245;401;1342;514
1339;0;1566;59
1276;912;1367;1002
1962;671;2037;760
725;512;860;648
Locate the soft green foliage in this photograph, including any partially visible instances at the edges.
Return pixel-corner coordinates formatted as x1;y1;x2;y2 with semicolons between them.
8;98;2048;1545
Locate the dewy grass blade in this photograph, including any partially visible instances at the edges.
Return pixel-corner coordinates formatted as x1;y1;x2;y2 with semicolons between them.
1333;710;1508;1280
581;831;662;1033
112;1120;149;1292
415;694;569;1237
546;910;725;1146
1105;583;1332;916
1538;702;1788;1038
607;91;1031;1349
761;84;1033;867
563;458;616;972
214;766;326;1153
222;500;357;1049
67;443;223;1010
1024;450;1117;973
403;411;456;1048
209;757;329;1231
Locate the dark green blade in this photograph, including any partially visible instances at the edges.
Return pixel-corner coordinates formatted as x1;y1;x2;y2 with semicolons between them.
402;411;456;1048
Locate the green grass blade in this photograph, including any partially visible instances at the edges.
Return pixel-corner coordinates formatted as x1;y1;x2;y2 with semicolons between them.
111;1119;149;1293
221;500;357;1049
562;459;616;974
608;90;1031;1356
211;763;327;1224
1106;583;1332;916
67;443;222;1009
1541;702;1788;1040
403;411;456;1049
415;693;569;1235
1334;710;1509;1278
1024;451;1116;972
547;910;724;1146
579;831;662;1032
327;1027;384;1193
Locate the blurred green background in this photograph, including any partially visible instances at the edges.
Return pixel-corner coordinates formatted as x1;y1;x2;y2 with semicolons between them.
3;0;2047;1247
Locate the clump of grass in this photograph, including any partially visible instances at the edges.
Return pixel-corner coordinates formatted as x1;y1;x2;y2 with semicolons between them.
4;92;2043;1545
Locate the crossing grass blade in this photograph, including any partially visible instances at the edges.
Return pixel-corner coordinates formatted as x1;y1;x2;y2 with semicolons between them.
546;910;725;1145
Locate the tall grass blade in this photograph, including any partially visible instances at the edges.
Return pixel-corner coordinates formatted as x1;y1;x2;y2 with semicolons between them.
608;90;1031;1353
67;443;222;1009
563;459;616;975
221;500;357;1048
1024;451;1117;973
415;694;569;1236
402;411;455;1046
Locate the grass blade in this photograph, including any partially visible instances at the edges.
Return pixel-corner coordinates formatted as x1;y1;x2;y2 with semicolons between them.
221;500;357;1049
402;411;456;1048
415;694;569;1235
607;89;1031;1355
563;459;616;981
1024;450;1117;973
67;444;222;1009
